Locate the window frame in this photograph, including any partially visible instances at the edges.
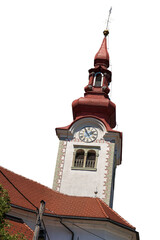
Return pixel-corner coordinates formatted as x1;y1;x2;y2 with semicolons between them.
85;150;96;168
71;145;100;171
74;149;85;168
93;72;103;87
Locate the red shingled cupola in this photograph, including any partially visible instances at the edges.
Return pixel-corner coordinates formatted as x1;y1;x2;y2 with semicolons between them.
72;30;116;129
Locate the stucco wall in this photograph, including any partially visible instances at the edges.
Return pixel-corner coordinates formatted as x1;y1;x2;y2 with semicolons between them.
59;139;114;203
53;118;117;206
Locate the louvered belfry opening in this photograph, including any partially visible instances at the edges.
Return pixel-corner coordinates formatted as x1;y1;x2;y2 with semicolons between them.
95;73;102;87
85;150;96;168
74;150;84;167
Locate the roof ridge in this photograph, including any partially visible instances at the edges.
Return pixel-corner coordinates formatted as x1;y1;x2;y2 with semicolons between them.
96;198;109;218
23;223;34;233
98;199;135;229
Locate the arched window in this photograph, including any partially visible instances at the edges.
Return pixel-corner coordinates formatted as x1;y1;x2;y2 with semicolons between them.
94;73;102;87
74;150;84;167
85;150;96;168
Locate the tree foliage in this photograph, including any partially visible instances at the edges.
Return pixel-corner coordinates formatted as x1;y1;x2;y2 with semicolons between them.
0;185;27;240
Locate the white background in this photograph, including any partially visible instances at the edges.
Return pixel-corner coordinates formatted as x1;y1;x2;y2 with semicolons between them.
0;1;160;239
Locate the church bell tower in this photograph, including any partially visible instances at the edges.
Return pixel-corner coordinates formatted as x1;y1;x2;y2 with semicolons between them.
53;29;122;208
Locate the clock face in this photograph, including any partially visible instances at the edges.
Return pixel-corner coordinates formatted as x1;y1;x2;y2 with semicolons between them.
79;127;98;143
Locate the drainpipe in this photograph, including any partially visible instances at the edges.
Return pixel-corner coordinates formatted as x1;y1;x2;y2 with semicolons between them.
60;219;74;240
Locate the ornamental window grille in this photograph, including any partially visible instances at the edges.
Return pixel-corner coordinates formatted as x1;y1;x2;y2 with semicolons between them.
85;150;96;168
74;150;84;167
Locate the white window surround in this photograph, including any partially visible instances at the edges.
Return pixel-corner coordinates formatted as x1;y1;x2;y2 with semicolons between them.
93;72;104;87
71;145;100;171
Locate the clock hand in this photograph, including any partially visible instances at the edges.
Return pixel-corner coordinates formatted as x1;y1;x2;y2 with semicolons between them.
85;128;90;137
89;131;94;136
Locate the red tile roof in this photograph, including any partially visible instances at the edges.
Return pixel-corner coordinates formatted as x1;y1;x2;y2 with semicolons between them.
0;166;135;230
5;218;33;239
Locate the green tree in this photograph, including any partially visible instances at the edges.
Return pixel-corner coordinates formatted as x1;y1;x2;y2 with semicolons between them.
0;184;27;240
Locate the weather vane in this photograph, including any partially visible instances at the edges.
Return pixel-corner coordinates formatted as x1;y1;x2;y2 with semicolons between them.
103;7;112;37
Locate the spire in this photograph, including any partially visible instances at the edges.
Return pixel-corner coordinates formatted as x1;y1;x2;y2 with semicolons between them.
72;28;116;129
94;30;109;68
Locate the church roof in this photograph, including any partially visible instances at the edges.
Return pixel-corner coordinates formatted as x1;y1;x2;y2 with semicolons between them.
0;166;135;230
5;216;34;239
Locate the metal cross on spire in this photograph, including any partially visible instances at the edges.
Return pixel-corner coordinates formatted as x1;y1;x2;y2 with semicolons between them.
103;7;112;37
106;7;112;29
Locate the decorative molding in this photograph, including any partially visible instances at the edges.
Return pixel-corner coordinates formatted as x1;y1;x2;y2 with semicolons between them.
73;144;100;149
102;142;115;205
52;141;67;192
103;132;121;165
71;138;105;144
69;118;106;137
71;167;97;171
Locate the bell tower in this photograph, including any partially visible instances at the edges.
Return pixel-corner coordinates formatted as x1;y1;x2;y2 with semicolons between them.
52;29;122;208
